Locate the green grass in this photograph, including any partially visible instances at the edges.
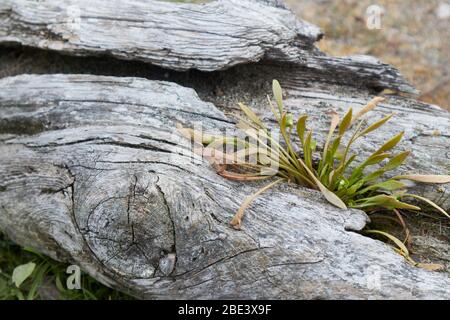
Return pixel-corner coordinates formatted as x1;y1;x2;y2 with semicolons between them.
0;233;133;300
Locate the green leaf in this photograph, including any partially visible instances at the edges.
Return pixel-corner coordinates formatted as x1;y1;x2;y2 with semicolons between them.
358;114;393;137
176;123;215;145
364;152;390;166
349;152;390;185
303;130;313;170
310;139;317;151
280;113;303;172
319;163;329;180
343;154;357;171
238;103;264;129
361;170;384;183
12;262;36;288
346;180;365;196
329;165;345;189
358;180;406;195
296;115;307;145
383;151;410;171
27;262;49;300
373;132;404;155
328;137;342;162
320;112;340;171
280;112;289;132
317;182;348;210
338;108;353;136
297;158;347;209
266;95;280;122
285;113;294;128
401;194;449;218
372;180;406;191
364;230;410;257
353;194;420;211
55;275;65;292
393;174;450;184
272;80;284;115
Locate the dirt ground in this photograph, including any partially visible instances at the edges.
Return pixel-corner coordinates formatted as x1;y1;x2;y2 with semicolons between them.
285;0;450;110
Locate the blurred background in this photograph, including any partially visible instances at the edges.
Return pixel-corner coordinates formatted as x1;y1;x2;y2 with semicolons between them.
285;0;449;110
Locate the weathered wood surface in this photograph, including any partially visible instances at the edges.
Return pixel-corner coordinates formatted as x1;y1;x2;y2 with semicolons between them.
207;64;450;210
0;0;416;93
0;74;449;299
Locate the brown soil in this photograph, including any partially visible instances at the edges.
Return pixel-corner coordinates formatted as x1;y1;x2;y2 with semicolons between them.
285;0;450;110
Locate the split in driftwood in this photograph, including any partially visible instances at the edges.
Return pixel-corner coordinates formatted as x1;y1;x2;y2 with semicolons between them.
0;74;449;299
0;0;416;93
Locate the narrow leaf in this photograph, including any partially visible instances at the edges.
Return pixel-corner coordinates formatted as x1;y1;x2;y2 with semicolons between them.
364;152;390;166
373;132;404;155
343;154;357;172
346;180;365;196
361;169;384;183
358;180;406;194
383;151;410;171
238;103;264;129
219;171;274;181
328;137;342;163
338;108;353;136
322;111;340;169
267;95;280;122
230;178;284;229
297;158;347;209
416;263;444;271
351;97;385;124
353;194;421;211
358;114;393;137
393;175;450;184
303;130;313;170
364;230;410;257
371;180;406;191
272;80;284;115
176;123;215;145
401;194;449;218
296;115;307;145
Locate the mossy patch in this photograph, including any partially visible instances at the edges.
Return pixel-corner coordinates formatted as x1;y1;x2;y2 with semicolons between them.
0;118;46;135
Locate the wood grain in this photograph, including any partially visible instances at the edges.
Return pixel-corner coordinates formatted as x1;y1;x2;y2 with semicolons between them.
0;74;448;299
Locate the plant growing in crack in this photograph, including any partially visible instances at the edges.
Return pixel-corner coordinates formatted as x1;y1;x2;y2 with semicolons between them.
178;80;450;264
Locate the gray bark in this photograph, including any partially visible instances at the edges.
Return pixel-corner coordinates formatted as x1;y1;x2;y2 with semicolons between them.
0;74;449;299
0;0;416;93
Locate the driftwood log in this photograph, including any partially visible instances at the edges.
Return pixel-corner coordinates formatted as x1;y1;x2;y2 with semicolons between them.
0;0;449;299
0;0;417;93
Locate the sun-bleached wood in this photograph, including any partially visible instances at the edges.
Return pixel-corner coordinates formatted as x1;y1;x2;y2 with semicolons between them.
0;0;416;93
0;74;449;299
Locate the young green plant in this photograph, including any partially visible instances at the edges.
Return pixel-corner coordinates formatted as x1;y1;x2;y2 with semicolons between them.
178;80;450;237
